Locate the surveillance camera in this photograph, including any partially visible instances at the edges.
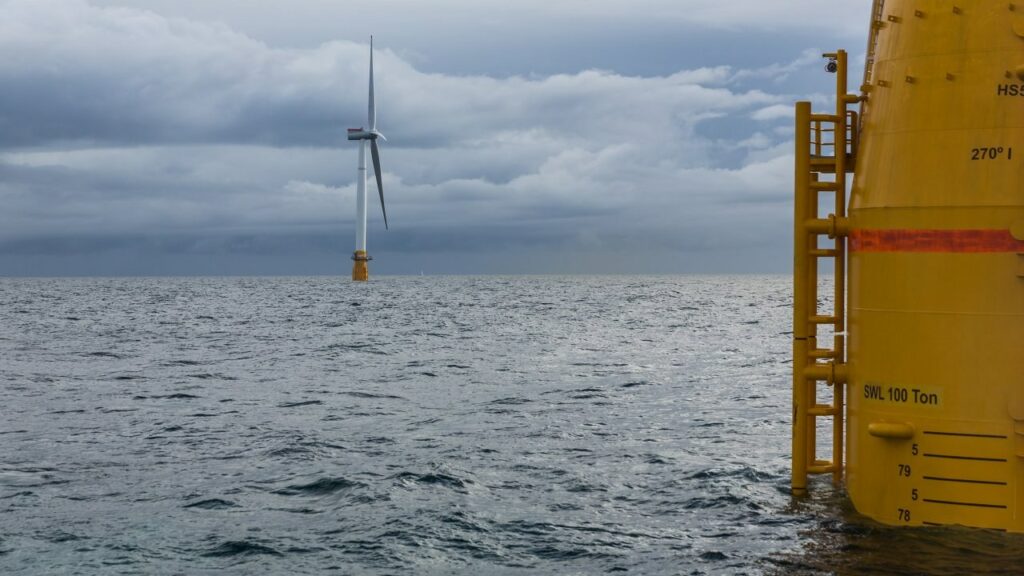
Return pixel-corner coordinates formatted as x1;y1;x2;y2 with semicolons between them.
826;60;838;73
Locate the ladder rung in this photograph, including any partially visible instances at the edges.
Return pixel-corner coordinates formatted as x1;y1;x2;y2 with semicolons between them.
809;315;838;324
810;159;837;172
804;362;848;384
808;348;836;359
810;181;839;191
808;461;838;475
808;404;839;416
809;249;838;257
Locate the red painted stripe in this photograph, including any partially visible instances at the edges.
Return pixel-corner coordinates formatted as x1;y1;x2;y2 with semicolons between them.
849;229;1024;253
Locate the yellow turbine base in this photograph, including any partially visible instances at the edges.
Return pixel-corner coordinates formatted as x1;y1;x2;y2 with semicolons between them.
352;251;369;282
841;1;1024;532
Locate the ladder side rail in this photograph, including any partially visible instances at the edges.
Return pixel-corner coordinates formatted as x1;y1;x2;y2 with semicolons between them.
792;100;814;496
831;50;851;486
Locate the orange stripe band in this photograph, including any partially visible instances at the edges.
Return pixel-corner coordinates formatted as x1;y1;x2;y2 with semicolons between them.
849;229;1024;253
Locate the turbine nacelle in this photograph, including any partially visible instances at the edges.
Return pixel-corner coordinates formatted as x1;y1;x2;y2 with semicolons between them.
346;128;386;141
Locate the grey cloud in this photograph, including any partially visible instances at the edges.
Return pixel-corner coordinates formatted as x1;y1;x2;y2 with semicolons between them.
0;0;865;275
0;0;808;152
88;1;872;74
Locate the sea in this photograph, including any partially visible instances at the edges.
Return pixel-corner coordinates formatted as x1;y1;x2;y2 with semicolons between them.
2;275;1023;575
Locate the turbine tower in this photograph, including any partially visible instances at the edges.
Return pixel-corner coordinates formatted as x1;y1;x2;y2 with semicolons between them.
346;36;388;282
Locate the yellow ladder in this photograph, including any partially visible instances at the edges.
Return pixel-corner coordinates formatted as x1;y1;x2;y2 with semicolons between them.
862;0;886;92
792;50;860;495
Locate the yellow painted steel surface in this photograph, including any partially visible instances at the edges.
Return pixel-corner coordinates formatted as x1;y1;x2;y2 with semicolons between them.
846;1;1024;530
352;251;369;282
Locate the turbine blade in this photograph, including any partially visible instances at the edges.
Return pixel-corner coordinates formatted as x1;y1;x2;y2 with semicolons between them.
368;36;376;131
370;138;388;229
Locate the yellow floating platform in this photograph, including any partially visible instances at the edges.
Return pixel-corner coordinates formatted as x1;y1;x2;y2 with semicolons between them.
792;1;1024;531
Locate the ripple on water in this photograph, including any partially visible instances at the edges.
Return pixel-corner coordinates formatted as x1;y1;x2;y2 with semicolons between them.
183;498;239;510
390;472;471;491
273;477;366;496
277;400;323;408
202;540;282;557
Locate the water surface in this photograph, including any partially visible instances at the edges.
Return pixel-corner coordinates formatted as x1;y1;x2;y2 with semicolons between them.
1;275;1021;574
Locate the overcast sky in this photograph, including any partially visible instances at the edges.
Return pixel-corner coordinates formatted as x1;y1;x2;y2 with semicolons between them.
0;0;873;276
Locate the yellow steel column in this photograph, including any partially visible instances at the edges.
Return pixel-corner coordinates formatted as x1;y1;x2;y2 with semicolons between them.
831;50;849;486
792;101;812;495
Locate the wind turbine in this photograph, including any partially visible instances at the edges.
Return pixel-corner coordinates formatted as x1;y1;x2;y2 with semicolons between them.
346;36;388;282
